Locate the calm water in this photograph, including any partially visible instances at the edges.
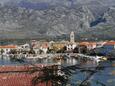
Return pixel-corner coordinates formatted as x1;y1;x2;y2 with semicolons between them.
70;61;115;86
0;55;115;86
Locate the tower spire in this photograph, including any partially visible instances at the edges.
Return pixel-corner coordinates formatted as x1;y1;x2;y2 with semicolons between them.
70;31;75;43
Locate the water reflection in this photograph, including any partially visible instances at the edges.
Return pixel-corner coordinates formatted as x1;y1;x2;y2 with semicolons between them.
0;55;114;86
71;61;115;86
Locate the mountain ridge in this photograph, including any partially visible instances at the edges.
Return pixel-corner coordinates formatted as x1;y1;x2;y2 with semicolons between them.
0;0;115;40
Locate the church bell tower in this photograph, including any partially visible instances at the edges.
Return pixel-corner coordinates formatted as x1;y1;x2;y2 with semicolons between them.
70;31;75;43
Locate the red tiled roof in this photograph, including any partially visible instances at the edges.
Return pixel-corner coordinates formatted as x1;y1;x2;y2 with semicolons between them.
0;45;17;49
0;65;51;86
41;43;48;48
105;41;115;45
79;42;96;46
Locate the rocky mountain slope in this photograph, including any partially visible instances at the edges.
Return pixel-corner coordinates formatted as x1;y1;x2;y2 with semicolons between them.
0;0;115;40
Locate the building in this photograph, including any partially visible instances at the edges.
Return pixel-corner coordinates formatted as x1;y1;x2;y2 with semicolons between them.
49;40;70;51
31;40;49;54
66;43;77;51
17;43;30;52
96;41;107;48
64;31;77;52
93;41;115;56
79;42;97;50
50;42;66;51
0;45;17;55
31;40;40;54
70;31;75;43
40;42;49;54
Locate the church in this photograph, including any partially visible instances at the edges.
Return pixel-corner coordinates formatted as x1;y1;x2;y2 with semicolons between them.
66;31;77;51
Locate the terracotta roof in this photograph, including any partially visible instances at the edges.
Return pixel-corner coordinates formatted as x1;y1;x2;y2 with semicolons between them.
0;45;17;49
41;43;48;48
0;65;51;86
105;41;115;45
79;42;96;46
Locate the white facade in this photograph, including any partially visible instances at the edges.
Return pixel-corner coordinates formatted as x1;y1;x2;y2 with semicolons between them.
18;43;30;51
33;48;40;54
0;48;11;55
0;45;17;55
66;44;76;51
40;47;48;54
70;31;75;43
87;44;97;50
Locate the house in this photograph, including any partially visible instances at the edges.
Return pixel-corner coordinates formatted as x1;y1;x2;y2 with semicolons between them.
18;43;30;51
40;42;49;54
93;41;115;56
103;41;115;51
31;41;49;54
66;43;77;51
105;41;115;47
79;42;97;50
50;42;67;51
96;41;107;48
102;41;115;55
0;45;17;55
31;40;40;54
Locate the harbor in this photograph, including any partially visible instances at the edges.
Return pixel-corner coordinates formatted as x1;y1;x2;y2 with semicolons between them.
0;31;114;86
0;54;114;86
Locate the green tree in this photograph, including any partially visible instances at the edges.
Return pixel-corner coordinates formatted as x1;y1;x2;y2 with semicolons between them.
0;49;4;55
11;56;112;86
31;65;70;86
57;46;67;53
0;49;4;59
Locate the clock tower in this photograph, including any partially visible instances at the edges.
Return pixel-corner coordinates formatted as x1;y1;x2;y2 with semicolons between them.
70;31;75;43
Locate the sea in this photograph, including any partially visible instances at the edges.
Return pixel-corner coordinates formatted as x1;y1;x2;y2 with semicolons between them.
0;55;114;86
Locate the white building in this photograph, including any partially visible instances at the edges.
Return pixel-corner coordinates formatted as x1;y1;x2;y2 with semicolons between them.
66;44;77;51
70;31;75;43
31;41;49;54
18;43;30;51
0;45;17;55
66;31;77;51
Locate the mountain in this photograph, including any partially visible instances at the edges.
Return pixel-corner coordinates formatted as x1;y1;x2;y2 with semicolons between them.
0;0;115;40
79;6;115;41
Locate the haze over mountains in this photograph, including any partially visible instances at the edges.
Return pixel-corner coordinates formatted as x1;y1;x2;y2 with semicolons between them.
0;0;115;40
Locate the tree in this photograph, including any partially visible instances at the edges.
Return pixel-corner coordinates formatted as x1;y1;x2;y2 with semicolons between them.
9;49;17;54
31;65;70;86
39;49;44;54
73;46;79;53
78;45;88;54
29;49;36;54
0;49;4;55
0;49;4;59
10;55;114;86
57;46;67;53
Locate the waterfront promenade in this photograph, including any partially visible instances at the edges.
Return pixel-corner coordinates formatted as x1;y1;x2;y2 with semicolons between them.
1;53;105;64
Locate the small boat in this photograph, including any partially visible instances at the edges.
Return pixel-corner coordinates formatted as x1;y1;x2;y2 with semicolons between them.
77;54;107;63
